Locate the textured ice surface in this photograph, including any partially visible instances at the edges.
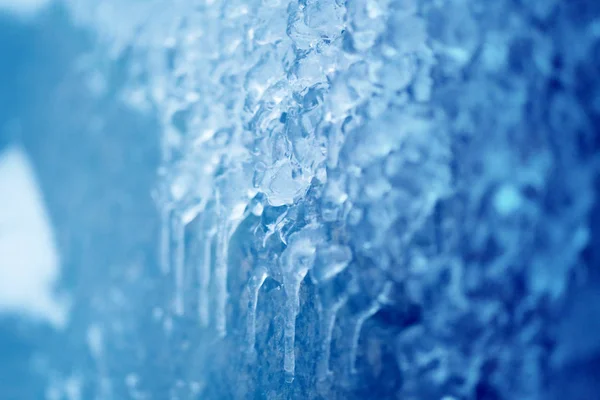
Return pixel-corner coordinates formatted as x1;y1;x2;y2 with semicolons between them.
56;0;600;398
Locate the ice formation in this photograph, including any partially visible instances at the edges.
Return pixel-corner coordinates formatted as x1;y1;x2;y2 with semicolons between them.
65;0;600;398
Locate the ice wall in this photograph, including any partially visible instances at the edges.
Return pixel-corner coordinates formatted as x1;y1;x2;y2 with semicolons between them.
65;0;600;398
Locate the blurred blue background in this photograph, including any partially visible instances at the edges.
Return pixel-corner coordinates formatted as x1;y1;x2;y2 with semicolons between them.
0;5;166;398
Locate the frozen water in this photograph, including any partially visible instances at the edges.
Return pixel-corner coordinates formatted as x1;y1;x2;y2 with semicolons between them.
0;0;50;18
3;0;598;399
64;0;600;397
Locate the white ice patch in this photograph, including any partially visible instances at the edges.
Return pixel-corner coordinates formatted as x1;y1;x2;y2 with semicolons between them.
0;146;67;327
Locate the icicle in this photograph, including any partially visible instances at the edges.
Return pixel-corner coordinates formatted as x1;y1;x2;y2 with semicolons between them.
280;227;320;382
316;293;348;380
283;270;307;383
214;224;229;337
159;207;171;275
245;266;268;358
172;213;186;316
213;200;247;336
349;282;393;374
198;229;215;327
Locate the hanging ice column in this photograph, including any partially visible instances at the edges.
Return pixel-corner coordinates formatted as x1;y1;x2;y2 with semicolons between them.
213;215;229;336
310;244;352;381
311;244;353;380
198;226;215;327
348;282;394;374
213;193;248;337
158;148;250;332
157;161;211;317
279;225;323;382
245;265;269;359
158;204;189;316
315;293;348;380
171;211;185;316
159;177;207;317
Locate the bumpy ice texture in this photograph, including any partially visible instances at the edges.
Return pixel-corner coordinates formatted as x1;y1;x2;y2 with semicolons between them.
67;0;600;398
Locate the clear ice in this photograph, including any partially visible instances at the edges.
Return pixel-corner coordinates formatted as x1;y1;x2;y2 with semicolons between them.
63;0;600;398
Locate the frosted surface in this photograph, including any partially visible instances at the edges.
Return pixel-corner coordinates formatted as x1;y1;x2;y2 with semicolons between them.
2;0;597;399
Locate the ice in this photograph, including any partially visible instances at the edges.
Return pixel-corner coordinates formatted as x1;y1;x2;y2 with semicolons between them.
245;266;268;358
315;291;348;380
348;282;393;374
198;227;215;326
312;244;352;283
61;0;600;399
262;160;309;206
171;213;185;316
280;226;322;382
346;0;389;51
213;223;229;337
